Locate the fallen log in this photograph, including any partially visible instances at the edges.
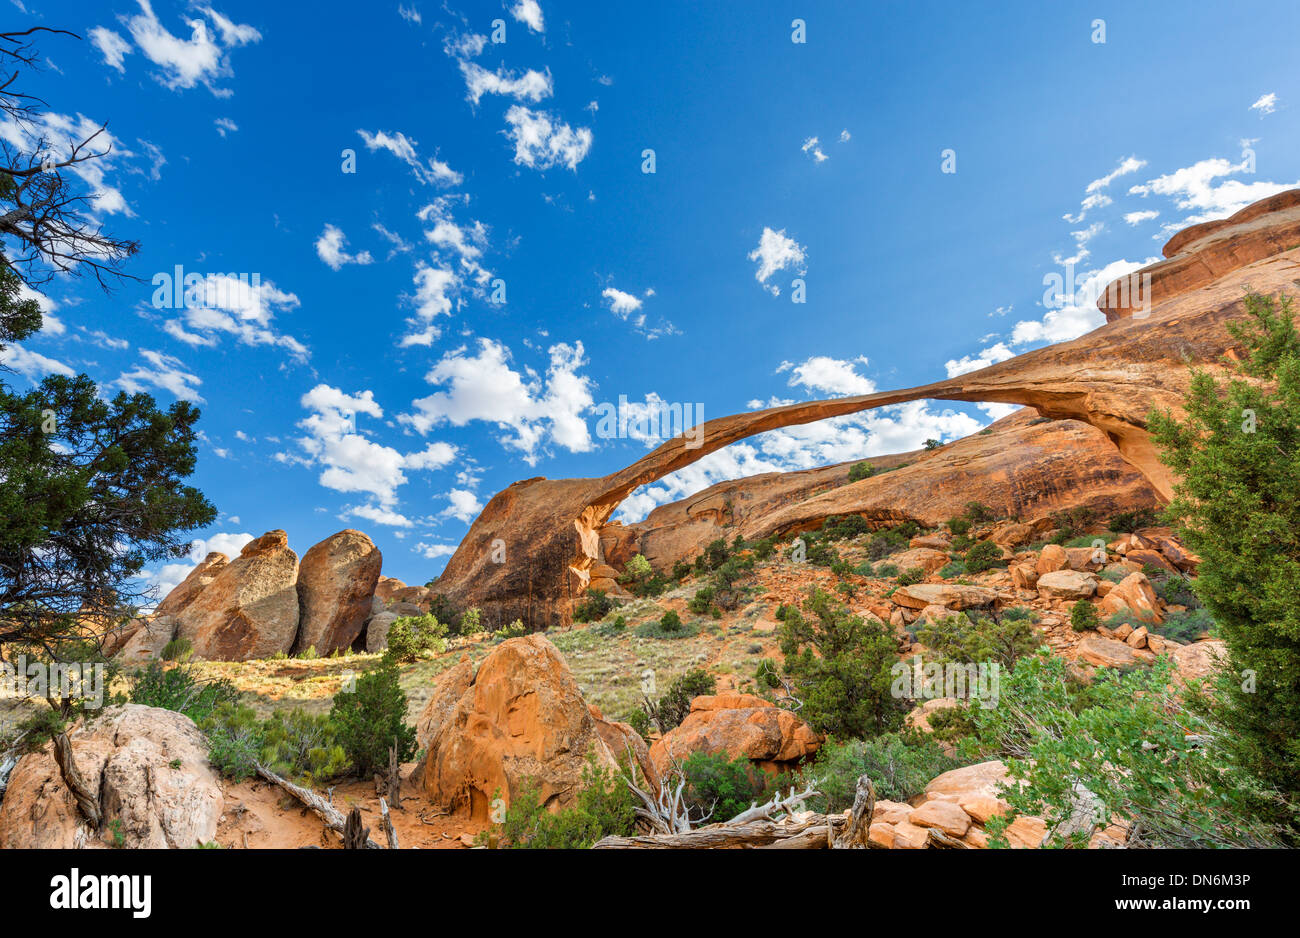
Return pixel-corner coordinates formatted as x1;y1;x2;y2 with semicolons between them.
594;815;847;849
256;763;383;849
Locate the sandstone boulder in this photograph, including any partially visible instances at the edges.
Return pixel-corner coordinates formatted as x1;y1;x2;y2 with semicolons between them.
1036;570;1098;600
364;611;400;654
1077;634;1147;670
649;693;820;778
1097;571;1162;624
115;616;178;668
155;552;228;618
1036;544;1069;575
0;705;222;849
891;548;951;575
1171;639;1227;681
412;635;618;819
294;529;382;655
892;583;997;611
174;530;300;660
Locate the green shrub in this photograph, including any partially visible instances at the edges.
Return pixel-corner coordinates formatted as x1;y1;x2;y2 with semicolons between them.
681;751;765;822
755;658;781;689
634;618;701;639
963;540;1004;574
847;461;876;483
780;589;906;738
946;518;971;537
458;607;482;634
938;561;966;578
201;703;263;782
916;613;1041;671
875;563;900;578
957;651;1292;847
963;501;995;524
650;668;716;731
749;537;777;561
493;618;527;640
260;709;350;784
659;609;682;632
803;733;965;809
1159;607;1217;644
819;514;871;541
386;613;447;662
574;589;617;623
491;759;637;848
1070;601;1099;632
896;566;925;586
129;662;239;724
866;530;908;561
160;637;192;662
330;657;416;778
1108;508;1158;533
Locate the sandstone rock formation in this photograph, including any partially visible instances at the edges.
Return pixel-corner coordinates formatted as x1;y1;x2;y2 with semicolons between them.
155;552;228;618
648;693;820;778
115;615;178;668
294;529;382;655
433;191;1300;629
175;530;300;660
0;705;222;849
412;634;620;819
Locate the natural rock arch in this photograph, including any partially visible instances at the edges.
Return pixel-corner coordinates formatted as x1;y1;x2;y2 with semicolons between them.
431;191;1300;630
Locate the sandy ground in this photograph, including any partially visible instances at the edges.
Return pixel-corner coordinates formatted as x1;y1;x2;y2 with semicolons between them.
215;763;488;849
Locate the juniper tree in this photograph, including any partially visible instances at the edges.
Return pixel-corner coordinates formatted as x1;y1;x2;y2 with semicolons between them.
1148;291;1300;821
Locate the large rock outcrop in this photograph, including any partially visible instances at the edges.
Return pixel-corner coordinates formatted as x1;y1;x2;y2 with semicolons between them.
431;191;1300;630
293;529;382;655
0;705;222;849
411;634;620;819
155;551;228;619
174;530;300;660
648;693;820;778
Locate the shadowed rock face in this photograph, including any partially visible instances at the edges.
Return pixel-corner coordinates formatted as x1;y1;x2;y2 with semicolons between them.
431;190;1300;630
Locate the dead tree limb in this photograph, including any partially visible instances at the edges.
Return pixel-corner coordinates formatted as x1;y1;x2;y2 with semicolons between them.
255;763;382;849
53;730;100;827
726;779;820;825
831;775;875;848
379;797;399;849
594;815;847;849
343;807;368;850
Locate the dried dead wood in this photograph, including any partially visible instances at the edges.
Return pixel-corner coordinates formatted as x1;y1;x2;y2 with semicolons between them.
379;797;399;849
256;763;383;849
53;730;100;827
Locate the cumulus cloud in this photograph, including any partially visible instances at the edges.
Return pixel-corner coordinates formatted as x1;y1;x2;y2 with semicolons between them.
160;274;308;363
441;488;484;523
777;355;874;397
460;61;552;105
288;384;458;522
945;342;1015;378
107;1;262;96
0;111;133;216
116;349;203;402
141;530;254;606
503;106;592;171
1011;257;1155;347
511;0;545;33
315;224;374;270
213;117;238;136
0;344;74;380
357;129;463;186
1129;156;1300;232
400;338;594;463
801;136;828;162
748;227;806;296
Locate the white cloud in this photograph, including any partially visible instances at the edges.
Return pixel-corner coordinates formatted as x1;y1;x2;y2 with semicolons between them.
115;1;261;95
801;136;828;162
1124;209;1159;226
1012;257;1154;346
839;129;851;142
415;541;458;559
141;530;254;605
401;263;459;347
460;61;552;105
511;0;545;33
1250;92;1277;115
292;384;459;515
116;349;204;402
357;129;463;186
0;344;74;379
503;106;592;171
397;4;422;24
601;287;643;317
0;110;133;216
1129;156;1299;232
213;117;238;136
748;227;806;296
160;274;308;362
944;342;1014;378
315;224;374;270
441;488;484;523
89;27;131;72
400;338;594;463
777;355;874;397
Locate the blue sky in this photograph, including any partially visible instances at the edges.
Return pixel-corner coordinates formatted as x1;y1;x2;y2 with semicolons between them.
5;0;1299;597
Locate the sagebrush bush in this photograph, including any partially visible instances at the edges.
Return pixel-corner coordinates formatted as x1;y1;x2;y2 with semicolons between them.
574;589;617;622
129;662;239;724
803;733;966;809
385;613;447;662
489;759;637;848
1070;601;1099;632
